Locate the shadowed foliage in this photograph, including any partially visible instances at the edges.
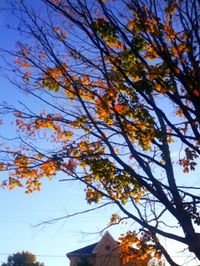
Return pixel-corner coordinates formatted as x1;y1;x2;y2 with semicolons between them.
1;251;44;266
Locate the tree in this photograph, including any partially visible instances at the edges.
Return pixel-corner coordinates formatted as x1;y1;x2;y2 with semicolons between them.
1;251;44;266
0;0;200;265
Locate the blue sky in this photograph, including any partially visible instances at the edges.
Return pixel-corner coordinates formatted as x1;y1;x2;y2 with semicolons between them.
0;177;119;266
0;2;124;265
0;55;116;265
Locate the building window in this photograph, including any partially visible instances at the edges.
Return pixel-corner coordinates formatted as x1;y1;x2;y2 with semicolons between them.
105;245;111;251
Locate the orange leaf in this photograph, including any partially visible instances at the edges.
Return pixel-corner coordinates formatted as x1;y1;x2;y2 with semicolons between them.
114;104;123;112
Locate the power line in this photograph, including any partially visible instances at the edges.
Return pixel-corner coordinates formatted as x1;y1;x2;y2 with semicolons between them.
0;253;66;258
0;252;194;259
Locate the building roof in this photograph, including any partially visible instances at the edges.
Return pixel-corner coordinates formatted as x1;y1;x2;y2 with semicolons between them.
66;232;138;259
67;242;98;257
66;232;117;258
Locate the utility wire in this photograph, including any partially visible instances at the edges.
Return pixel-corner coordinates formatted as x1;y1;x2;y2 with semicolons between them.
0;253;66;258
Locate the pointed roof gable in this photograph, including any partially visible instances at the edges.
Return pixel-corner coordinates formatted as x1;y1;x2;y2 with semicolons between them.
66;232;119;258
92;231;119;254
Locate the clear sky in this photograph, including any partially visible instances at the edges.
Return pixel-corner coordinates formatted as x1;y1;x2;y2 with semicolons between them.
0;176;120;266
0;1;199;266
0;2;123;265
0;65;120;265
